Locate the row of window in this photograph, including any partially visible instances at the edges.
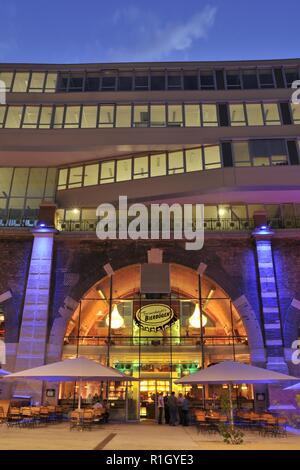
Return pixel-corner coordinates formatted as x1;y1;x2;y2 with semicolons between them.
0;139;297;212
1;102;299;129
57;203;300;223
0;66;299;93
57;139;295;191
0;167;56;212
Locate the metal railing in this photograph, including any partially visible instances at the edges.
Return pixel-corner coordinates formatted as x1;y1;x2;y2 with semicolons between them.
63;335;248;347
2;217;300;231
56;218;256;232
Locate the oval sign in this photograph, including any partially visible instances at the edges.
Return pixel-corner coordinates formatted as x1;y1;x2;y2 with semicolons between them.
135;304;176;332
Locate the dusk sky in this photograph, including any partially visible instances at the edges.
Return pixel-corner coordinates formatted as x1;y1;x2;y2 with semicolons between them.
0;0;299;63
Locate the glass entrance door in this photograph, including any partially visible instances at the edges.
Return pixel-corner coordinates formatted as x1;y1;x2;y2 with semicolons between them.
139;380;171;420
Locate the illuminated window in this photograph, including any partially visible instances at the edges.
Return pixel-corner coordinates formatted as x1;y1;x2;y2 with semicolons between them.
98;105;114;127
58;169;68;190
84;164;99;186
229;104;246;126
116;105;131;127
69;166;83;188
232;142;251;167
100;161;115;184
184;105;201;127
39;106;52;128
12;72;30;92
185;148;203;172
81;106;97;128
5;106;22;128
28;73;45;92
291;104;300;124
44;168;57;198
246;104;264;126
64;106;80;128
116;159;132;182
28;168;47;197
0;106;6;128
65;209;80;221
202;104;218;126
53;106;65;128
134;105;149;127
0;168;13;195
0;72;13;91
150;154;167;177
168;151;184;174
11;168;29;196
167;105;183;127
22;106;39;128
263;103;281;125
203;146;221;169
45;73;57;92
150;105;166;127
134;156;149;179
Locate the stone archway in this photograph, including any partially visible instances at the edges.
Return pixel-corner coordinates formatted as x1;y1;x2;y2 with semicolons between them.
47;262;265;365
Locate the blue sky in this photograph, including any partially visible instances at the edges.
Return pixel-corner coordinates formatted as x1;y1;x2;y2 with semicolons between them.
0;0;299;63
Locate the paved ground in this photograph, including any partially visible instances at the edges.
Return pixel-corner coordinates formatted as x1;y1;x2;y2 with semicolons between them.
1;422;300;450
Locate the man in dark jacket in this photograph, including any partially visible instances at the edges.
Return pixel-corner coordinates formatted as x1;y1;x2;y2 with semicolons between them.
163;392;170;424
168;391;178;426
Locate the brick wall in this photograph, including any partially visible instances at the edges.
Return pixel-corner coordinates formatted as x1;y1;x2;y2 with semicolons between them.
0;236;32;343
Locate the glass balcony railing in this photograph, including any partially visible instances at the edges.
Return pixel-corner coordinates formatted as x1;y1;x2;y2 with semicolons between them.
63;335;249;347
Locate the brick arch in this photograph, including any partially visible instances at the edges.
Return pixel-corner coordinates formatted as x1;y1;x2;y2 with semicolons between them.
47;256;264;364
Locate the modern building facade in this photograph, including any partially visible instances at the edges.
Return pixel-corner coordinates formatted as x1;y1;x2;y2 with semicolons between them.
0;59;300;420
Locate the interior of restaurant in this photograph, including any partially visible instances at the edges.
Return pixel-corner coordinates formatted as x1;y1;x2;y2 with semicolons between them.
60;263;253;421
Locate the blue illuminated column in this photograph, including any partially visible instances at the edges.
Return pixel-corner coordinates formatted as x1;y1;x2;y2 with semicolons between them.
253;227;288;374
14;227;56;402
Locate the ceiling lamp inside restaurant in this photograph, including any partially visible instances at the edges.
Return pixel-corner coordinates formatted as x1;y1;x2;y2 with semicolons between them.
106;304;125;329
189;303;208;328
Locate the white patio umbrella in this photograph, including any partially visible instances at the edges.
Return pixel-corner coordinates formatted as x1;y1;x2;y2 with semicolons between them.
4;357;137;409
284;382;300;391
174;360;298;427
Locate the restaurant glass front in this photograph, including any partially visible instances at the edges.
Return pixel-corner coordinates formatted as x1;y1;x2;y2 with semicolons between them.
61;264;252;421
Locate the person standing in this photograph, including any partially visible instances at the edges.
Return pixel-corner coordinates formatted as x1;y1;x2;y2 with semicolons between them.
177;393;184;425
168;391;178;426
163;392;170;424
182;394;190;426
158;392;164;425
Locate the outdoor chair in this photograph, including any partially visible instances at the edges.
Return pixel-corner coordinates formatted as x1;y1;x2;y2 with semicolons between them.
39;406;50;424
82;410;94;431
0;406;6;425
7;407;23;427
69;410;82;431
20;407;35;428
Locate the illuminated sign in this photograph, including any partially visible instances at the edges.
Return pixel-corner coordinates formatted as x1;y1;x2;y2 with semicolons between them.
134;304;177;332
